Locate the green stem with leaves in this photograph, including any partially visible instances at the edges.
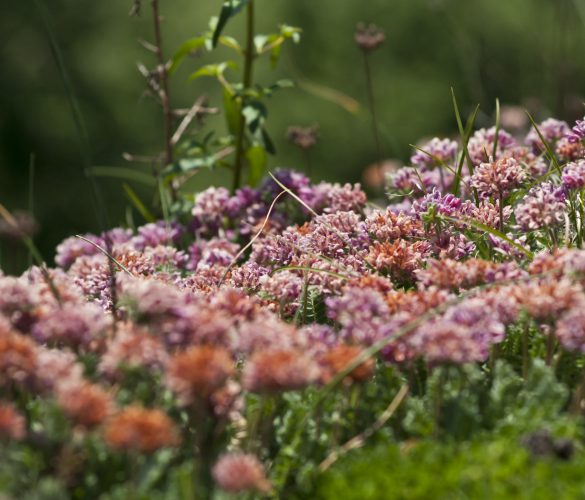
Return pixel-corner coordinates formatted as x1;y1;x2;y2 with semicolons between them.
151;0;174;170
233;0;255;192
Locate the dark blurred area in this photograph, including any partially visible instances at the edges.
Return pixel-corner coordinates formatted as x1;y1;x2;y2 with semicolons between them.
1;0;584;273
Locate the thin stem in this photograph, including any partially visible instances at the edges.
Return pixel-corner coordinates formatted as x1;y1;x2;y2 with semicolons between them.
362;52;384;181
304;149;312;178
522;321;530;380
151;0;174;170
232;0;255;192
28;153;35;268
498;192;504;233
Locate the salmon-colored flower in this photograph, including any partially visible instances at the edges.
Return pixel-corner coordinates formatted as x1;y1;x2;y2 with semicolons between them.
57;380;113;429
242;349;320;393
104;406;179;453
212;453;271;494
0;403;25;440
166;346;234;404
319;345;374;385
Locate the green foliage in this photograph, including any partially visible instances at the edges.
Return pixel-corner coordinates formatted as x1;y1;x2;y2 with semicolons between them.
312;437;585;500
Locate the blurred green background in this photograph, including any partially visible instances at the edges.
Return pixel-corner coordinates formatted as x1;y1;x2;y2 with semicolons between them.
1;0;585;272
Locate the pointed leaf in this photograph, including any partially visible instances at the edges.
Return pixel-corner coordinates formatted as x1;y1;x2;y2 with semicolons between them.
246;144;267;186
212;0;249;48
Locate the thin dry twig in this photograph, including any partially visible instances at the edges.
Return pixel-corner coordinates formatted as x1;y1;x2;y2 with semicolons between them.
319;384;409;471
171;96;216;145
217;191;287;288
75;235;134;277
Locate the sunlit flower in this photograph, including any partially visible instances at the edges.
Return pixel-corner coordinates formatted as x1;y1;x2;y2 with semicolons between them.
0;403;25;440
166;346;234;404
104;406;179;453
57;380;113;429
242;349;321;393
212;453;271;494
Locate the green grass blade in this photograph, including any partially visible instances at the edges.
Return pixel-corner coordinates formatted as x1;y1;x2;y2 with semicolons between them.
87;166;157;187
492;98;500;158
123;184;156;223
442;215;533;258
526;111;562;175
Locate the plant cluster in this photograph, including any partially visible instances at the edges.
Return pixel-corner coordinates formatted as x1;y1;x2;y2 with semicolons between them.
0;105;585;498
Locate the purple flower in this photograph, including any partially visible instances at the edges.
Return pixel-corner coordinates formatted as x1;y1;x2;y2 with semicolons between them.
561;160;585;191
132;222;183;250
191;187;232;237
326;287;391;345
514;182;566;231
470;157;527;199
55;233;103;269
525;118;570;153
468;127;516;166
410;137;458;168
566;116;585;144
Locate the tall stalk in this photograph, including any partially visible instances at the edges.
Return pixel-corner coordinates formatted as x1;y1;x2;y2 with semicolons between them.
151;0;174;171
232;0;255;192
363;52;384;179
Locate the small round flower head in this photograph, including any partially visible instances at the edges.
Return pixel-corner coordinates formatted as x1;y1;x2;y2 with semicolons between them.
212;453;271;494
566;116;585;144
354;23;385;52
562;160;585;191
166;346;234;404
242;349;321;393
525;118;570;153
365;209;423;242
99;324;168;379
104;406;179;453
36;347;84;392
367;240;431;282
310;182;367;214
326;287;391;345
470;157;527;198
513;279;583;322
32;302;112;349
131;221;183;251
57;380;113;429
0;333;38;389
467;127;516;166
514;182;566;231
318;345;374;385
410;137;458;168
0;403;25;440
55;233;102;269
190;187;232;237
556;136;585;162
412;319;490;364
287;124;319;150
556;306;585;353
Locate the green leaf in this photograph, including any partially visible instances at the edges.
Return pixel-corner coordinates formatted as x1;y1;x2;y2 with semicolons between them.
223;87;241;136
526;111;562;175
219;35;242;53
493;97;501;158
263;79;295;96
169;36;207;74
189;61;237;81
161;156;216;177
245;144;266;186
452;103;480;196
212;0;249;48
254;34;269;53
242;101;267;133
261;128;276;155
86;166;157;187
